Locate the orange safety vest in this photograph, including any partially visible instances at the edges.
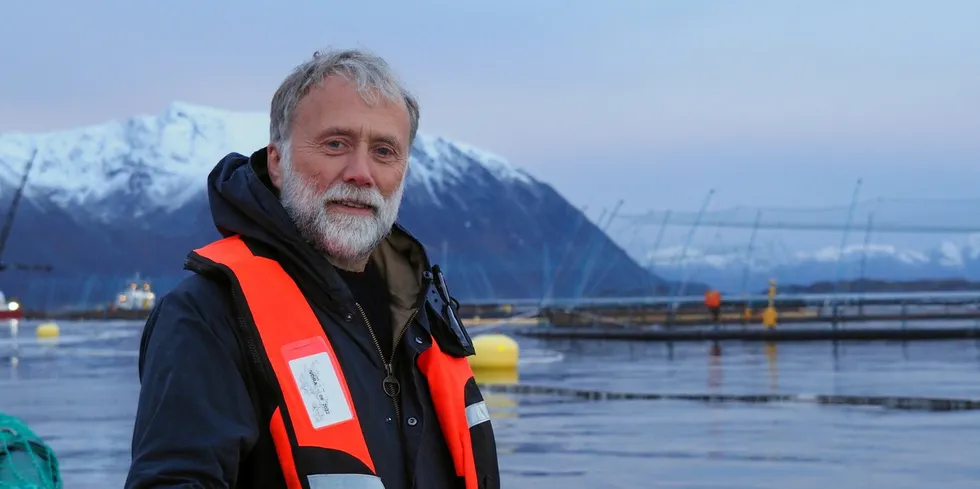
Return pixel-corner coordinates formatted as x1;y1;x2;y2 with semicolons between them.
704;290;721;308
190;235;496;489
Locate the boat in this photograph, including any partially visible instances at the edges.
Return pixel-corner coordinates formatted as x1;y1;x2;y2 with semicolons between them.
113;276;157;311
0;290;23;320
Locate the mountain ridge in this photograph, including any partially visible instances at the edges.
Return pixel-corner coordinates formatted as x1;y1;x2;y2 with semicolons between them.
0;102;664;309
645;238;980;293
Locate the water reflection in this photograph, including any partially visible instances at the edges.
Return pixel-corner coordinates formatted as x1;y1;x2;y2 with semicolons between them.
3;319;68;382
472;366;520;423
7;319;19;380
473;366;518;385
5;322;980;488
707;346;722;389
519;334;980;400
766;342;777;392
471;365;521;456
705;340;777;393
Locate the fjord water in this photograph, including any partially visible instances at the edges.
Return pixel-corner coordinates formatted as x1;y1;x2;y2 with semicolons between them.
2;320;979;488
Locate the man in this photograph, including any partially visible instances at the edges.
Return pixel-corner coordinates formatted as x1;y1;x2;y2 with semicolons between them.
704;289;722;323
126;49;501;489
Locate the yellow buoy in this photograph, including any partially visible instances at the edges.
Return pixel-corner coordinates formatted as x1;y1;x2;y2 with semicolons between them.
468;334;519;371
762;307;778;328
762;278;778;328
36;322;60;339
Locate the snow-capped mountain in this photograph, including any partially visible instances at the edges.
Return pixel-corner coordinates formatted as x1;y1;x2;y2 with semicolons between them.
645;237;980;293
0;102;661;309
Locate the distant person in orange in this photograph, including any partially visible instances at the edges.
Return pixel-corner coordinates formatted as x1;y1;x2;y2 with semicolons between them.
704;289;722;322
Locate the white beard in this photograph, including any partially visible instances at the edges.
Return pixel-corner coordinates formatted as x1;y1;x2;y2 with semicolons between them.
279;149;405;266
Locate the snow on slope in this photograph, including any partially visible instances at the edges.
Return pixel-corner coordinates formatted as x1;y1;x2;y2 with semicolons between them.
0;101;536;219
643;238;980;277
408;134;534;207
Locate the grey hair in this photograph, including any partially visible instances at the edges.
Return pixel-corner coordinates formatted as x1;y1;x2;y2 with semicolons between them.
269;48;420;149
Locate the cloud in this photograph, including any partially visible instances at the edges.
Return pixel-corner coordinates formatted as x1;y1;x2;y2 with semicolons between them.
2;0;977;210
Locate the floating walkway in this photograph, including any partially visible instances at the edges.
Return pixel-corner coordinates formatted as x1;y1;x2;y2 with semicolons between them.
479;383;980;412
540;300;980;327
527;287;980;341
516;325;980;342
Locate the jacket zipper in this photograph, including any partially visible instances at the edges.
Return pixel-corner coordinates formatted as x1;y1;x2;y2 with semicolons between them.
189;252;438;427
355;302;420;422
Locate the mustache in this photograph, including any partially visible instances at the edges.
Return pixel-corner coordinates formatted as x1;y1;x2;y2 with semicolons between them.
319;183;385;210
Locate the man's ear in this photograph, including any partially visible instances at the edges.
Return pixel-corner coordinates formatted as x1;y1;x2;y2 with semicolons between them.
267;142;283;190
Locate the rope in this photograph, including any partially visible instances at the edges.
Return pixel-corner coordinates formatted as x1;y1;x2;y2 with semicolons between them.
478;383;980;412
0;412;61;489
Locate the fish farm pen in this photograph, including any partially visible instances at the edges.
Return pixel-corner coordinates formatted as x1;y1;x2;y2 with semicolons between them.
513;290;980;342
537;292;980;327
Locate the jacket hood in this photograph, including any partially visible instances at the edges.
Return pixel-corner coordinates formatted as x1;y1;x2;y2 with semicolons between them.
204;148;429;321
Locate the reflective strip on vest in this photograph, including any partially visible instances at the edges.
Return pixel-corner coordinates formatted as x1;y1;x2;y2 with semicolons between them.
191;235;486;489
465;401;490;428
308;474;386;489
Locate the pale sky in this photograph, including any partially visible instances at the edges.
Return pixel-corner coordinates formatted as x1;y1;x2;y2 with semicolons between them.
2;0;978;220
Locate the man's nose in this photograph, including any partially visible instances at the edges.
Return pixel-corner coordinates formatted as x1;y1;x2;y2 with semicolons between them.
341;149;374;187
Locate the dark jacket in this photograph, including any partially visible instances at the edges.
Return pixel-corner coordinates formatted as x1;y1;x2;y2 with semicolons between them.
125;149;482;489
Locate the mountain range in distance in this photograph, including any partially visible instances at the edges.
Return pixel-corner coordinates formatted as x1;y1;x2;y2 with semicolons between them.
0;102;670;310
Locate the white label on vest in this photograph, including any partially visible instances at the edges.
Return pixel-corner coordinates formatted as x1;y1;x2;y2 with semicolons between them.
288;352;354;429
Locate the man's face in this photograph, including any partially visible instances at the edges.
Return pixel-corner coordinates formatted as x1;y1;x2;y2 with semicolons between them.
268;76;411;266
